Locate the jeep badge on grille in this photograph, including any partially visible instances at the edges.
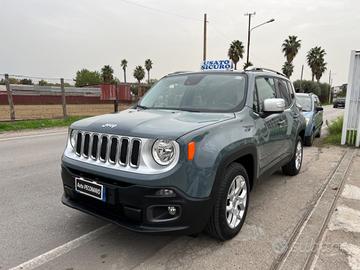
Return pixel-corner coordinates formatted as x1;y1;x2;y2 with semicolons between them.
101;123;117;128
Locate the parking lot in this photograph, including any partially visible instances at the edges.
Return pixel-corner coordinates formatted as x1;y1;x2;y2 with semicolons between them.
0;106;349;270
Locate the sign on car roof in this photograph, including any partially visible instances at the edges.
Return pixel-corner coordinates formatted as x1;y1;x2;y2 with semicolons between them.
201;60;233;71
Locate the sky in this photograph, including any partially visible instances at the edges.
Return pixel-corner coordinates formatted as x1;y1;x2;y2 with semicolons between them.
0;0;359;85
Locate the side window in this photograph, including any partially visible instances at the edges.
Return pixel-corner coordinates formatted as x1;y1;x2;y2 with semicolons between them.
275;79;292;107
255;77;276;112
287;81;296;100
314;96;321;107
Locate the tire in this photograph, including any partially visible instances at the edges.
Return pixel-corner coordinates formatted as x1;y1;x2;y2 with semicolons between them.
205;163;250;241
333;104;337;108
304;133;314;146
316;127;322;138
282;136;303;176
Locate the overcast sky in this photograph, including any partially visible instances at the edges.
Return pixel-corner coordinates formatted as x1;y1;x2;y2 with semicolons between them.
0;0;359;85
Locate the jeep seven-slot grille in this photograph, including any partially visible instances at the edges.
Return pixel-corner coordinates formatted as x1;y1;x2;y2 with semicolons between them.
74;132;141;168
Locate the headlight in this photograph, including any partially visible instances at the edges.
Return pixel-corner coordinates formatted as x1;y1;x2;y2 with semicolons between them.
152;139;177;166
69;129;77;149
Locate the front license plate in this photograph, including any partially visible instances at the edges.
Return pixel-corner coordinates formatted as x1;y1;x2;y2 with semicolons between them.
75;177;105;201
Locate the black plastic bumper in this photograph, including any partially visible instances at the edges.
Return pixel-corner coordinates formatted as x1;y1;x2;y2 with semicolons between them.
61;165;212;235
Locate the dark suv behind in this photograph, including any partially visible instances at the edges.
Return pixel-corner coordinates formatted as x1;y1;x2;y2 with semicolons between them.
61;68;306;240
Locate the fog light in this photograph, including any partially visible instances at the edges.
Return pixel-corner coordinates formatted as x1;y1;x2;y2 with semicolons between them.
155;189;175;197
168;206;177;216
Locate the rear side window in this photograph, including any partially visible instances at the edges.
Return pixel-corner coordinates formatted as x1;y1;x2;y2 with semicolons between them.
255;77;276;112
275;78;292;107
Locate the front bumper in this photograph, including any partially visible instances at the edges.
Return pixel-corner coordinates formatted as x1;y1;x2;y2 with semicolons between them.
61;164;212;234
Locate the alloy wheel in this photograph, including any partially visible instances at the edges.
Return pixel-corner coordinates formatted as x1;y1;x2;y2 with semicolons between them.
226;175;247;229
295;141;303;170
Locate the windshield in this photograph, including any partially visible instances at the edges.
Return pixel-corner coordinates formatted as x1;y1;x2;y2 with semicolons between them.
139;73;247;112
296;95;312;112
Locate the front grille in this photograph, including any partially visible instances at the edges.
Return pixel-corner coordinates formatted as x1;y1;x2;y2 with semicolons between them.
75;132;141;168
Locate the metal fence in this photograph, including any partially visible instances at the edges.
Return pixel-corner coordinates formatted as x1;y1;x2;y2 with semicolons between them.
0;73;138;121
341;50;360;147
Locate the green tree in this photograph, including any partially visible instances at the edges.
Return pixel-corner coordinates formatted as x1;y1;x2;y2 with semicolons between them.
75;69;102;87
293;80;321;95
121;59;128;83
38;80;49;86
133;66;145;84
228;40;244;70
282;36;301;63
19;78;33;85
101;65;114;83
282;62;294;78
145;59;153;84
307;46;327;82
315;60;327;82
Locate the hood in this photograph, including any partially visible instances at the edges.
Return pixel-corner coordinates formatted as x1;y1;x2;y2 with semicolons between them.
71;109;235;139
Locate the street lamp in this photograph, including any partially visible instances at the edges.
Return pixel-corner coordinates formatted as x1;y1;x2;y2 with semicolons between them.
245;12;275;65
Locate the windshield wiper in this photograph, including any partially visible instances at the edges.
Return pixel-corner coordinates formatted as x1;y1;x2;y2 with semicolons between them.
136;104;148;110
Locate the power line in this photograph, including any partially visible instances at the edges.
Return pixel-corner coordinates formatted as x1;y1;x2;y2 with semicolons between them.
118;0;201;22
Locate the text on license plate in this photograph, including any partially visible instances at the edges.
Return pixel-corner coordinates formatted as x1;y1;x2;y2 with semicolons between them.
75;177;105;201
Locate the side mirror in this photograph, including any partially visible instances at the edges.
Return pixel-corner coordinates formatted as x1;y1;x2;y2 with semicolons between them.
263;98;286;113
316;106;323;112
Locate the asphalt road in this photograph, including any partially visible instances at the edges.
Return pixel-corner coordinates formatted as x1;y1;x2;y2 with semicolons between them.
0;106;344;270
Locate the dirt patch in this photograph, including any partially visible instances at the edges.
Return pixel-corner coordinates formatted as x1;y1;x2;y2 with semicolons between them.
0;104;132;121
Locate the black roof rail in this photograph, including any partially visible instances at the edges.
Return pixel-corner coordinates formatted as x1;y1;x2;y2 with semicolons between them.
245;67;286;77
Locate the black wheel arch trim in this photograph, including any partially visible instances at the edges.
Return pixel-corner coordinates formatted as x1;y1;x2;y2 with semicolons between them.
211;144;258;200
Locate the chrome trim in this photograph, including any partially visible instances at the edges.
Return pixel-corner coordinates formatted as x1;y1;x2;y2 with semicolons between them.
119;137;129;166
99;135;108;163
66;130;180;175
129;138;141;168
108;136;119;164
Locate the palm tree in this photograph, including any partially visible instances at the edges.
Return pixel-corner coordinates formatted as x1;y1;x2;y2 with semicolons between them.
121;59;128;83
282;36;301;63
144;59;153;84
133;66;145;84
282;61;294;78
243;61;253;70
315;60;327;82
228;40;244;70
133;66;145;97
307;46;326;82
101;65;114;83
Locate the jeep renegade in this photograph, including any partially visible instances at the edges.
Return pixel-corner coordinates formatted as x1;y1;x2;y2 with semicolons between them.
61;68;306;240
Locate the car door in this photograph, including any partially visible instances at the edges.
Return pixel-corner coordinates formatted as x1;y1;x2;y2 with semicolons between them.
313;96;323;132
252;76;288;172
274;78;297;156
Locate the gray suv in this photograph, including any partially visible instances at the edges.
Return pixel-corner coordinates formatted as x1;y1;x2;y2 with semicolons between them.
61;68;306;240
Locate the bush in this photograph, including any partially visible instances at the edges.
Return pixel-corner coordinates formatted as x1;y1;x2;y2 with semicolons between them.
324;117;343;145
293;80;330;103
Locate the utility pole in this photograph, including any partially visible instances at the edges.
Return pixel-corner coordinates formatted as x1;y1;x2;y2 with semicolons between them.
60;78;68;119
203;13;207;62
299;65;304;93
4;74;15;121
245;12;256;65
328;70;332;104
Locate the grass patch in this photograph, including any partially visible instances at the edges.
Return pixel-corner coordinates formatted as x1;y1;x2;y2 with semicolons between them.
0;116;86;132
324;116;343;145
